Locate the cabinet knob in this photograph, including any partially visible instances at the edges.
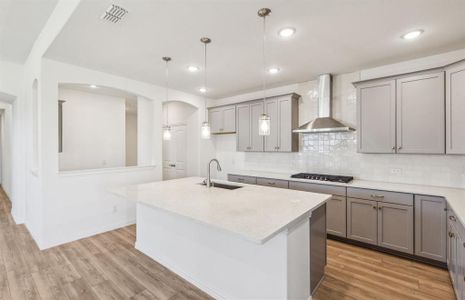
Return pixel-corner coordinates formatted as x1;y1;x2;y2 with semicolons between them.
392;146;396;150
398;146;402;150
449;215;457;222
372;206;377;210
449;232;455;238
378;206;382;210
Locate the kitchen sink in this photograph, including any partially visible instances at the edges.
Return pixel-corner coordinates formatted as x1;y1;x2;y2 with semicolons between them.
199;181;243;190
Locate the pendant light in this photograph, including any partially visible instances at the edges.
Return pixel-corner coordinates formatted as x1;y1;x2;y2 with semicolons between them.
258;8;271;136
162;56;172;141
200;37;211;139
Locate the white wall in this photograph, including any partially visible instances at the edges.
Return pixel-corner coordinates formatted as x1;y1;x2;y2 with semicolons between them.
58;88;126;171
211;50;465;189
125;112;137;166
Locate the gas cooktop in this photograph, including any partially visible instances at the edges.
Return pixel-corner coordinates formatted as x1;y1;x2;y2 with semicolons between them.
290;173;354;184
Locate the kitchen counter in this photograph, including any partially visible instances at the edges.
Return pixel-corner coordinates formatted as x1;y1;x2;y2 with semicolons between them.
113;176;330;244
114;176;329;299
229;169;465;226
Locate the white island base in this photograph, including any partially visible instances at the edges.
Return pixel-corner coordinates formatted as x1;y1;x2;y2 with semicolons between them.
136;202;324;300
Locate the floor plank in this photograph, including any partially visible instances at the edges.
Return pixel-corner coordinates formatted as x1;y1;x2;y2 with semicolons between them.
0;186;454;300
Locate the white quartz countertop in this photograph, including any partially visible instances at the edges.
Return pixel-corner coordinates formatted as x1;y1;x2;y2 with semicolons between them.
229;170;465;226
113;177;330;244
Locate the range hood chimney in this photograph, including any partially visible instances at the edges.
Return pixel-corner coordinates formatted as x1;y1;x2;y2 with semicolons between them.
293;74;355;134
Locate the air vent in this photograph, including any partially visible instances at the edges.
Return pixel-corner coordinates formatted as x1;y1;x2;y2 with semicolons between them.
100;4;128;23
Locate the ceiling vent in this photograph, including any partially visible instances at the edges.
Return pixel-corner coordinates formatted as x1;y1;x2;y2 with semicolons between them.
100;4;128;23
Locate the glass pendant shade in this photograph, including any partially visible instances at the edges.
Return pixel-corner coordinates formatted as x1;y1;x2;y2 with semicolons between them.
201;121;211;139
258;113;271;136
163;126;172;141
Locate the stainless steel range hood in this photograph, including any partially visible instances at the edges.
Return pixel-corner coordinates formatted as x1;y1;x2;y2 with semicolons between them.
293;74;355;133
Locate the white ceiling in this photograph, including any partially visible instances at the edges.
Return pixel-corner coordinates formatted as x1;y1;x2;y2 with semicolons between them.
45;0;465;99
0;0;58;62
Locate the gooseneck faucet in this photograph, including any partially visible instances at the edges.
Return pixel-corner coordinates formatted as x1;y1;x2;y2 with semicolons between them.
206;159;222;188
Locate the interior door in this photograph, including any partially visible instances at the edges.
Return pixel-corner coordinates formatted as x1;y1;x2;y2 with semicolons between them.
347;198;378;245
163;125;187;180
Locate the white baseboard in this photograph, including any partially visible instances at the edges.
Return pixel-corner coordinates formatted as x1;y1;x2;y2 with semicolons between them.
40;219;136;250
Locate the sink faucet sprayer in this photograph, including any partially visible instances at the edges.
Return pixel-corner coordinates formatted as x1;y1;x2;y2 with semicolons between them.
206;159;222;188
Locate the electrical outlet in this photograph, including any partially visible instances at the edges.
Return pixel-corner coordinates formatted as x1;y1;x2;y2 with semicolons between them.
390;168;402;175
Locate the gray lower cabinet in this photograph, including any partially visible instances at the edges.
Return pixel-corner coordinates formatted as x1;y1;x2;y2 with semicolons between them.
256;177;289;189
326;195;346;237
447;207;465;300
347;198;378;245
289;181;346;238
377;202;413;254
227;174;257;184
415;195;447;262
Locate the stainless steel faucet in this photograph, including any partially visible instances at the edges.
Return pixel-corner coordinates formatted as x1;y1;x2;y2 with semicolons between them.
206;159;222;188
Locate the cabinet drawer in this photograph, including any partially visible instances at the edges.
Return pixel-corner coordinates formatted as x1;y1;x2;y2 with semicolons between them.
289;181;346;196
347;187;413;206
228;174;257;184
256;178;289;189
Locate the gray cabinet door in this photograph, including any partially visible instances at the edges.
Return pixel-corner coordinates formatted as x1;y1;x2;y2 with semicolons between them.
250;101;264;151
327;195;346;237
236;103;251;151
446;61;465;154
347;198;377;245
264;97;279;152
377;202;413;254
415;195;447;262
222;105;236;133
356;79;396;153
277;95;295;152
447;220;457;288
396;72;445;154
209;108;223;134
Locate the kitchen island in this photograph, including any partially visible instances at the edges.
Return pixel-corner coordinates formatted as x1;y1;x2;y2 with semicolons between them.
114;177;330;300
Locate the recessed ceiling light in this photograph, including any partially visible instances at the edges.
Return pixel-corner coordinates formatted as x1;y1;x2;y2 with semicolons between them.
268;67;280;74
188;65;200;72
90;84;97;88
199;87;207;93
402;29;424;40
278;27;296;38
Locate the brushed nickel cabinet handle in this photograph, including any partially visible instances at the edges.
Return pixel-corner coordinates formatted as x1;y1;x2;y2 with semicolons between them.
449;215;457;222
370;194;385;199
268;182;276;186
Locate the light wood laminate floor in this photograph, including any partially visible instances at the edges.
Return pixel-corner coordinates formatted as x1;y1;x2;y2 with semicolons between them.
0;188;455;300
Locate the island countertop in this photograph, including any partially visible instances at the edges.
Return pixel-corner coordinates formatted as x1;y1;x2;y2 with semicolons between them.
113;177;330;244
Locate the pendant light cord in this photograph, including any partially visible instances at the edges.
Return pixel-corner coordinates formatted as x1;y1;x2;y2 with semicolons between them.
204;41;208;123
262;14;267;102
165;58;169;126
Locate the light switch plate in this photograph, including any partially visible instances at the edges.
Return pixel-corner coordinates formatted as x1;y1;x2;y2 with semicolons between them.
390;168;402;175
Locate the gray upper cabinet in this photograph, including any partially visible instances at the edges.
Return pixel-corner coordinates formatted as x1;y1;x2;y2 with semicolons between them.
250;101;264;151
236;93;299;152
236;101;264;152
209;105;236;134
347;198;378;245
236;103;251;151
356;79;396;153
355;70;446;155
446;60;465;154
396;72;445;154
415;195;447;262
377;202;413;254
